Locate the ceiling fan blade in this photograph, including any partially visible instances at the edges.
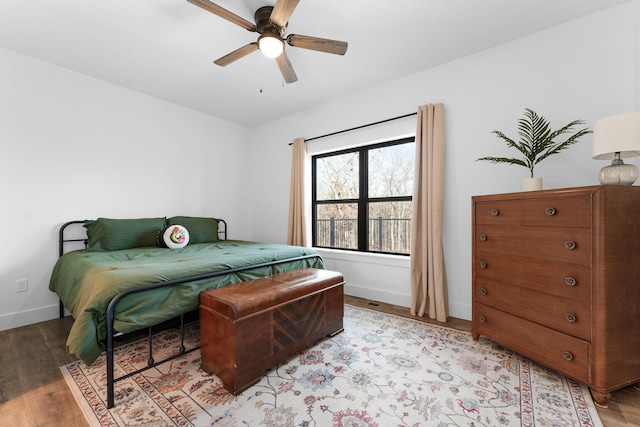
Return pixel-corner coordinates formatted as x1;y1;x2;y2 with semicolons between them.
275;50;298;84
286;34;348;55
214;43;259;66
187;0;256;31
270;0;300;27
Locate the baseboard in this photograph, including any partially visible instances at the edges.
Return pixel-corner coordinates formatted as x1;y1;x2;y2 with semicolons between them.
345;283;472;321
0;304;60;331
447;301;471;321
0;290;471;332
344;282;412;308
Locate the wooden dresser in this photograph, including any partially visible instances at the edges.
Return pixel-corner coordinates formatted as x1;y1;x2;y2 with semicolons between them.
472;185;640;406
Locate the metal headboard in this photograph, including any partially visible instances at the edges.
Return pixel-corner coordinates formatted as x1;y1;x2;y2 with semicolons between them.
58;219;228;257
58;220;87;257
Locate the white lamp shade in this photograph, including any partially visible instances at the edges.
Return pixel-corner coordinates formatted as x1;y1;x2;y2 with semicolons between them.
592;112;640;160
258;33;284;58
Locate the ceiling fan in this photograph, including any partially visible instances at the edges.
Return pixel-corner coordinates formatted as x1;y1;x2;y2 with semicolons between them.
187;0;348;83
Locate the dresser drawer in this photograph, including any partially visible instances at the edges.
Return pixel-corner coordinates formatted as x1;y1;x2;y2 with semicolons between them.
474;252;591;302
521;195;591;227
474;199;521;225
475;225;591;264
473;303;590;384
475;278;591;340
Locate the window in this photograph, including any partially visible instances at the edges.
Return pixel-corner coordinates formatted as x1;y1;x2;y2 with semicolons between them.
312;137;415;255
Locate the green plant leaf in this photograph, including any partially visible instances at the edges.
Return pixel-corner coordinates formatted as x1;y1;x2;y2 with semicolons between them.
476;156;529;168
477;109;592;178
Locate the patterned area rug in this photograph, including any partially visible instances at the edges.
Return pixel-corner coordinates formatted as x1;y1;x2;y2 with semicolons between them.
61;304;603;426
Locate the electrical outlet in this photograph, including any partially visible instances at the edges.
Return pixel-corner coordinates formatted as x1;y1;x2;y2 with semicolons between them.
16;279;28;293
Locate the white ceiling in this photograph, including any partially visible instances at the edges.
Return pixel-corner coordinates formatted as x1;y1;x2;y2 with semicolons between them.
0;0;629;127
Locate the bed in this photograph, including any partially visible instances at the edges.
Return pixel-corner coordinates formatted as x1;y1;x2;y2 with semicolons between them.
50;216;324;407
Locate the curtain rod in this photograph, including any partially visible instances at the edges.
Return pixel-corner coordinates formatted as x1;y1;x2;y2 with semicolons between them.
288;111;417;145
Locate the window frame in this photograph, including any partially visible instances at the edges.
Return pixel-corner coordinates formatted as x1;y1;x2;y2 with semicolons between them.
311;136;415;255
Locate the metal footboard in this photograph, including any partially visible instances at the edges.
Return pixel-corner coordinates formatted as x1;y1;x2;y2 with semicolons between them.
104;253;320;408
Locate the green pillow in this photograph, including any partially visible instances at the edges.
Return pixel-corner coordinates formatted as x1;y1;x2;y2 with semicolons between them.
84;217;166;251
167;216;219;244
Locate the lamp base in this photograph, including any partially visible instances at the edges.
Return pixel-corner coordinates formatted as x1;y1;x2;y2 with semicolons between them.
598;158;638;185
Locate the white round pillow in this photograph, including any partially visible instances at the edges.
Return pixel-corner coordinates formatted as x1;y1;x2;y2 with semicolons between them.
163;225;189;249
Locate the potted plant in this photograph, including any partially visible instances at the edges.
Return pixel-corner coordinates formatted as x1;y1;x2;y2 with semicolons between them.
477;108;592;190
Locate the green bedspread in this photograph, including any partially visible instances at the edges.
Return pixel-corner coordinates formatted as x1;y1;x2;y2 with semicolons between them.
49;240;324;365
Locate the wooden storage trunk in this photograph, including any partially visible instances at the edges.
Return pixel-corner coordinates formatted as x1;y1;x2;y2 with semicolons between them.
199;268;344;394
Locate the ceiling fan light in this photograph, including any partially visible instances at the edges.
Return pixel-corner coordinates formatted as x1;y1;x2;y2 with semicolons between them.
258;33;284;58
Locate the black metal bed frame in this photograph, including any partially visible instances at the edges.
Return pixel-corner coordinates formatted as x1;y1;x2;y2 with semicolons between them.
57;220;320;408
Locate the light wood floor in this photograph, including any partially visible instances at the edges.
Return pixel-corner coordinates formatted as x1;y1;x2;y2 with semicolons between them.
1;296;638;426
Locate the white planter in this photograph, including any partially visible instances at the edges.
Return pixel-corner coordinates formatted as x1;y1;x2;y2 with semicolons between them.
523;177;543;191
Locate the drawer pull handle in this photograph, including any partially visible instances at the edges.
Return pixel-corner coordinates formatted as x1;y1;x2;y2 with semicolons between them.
479;234;487;241
564;240;576;250
565;277;577;286
479;315;486;323
480;261;487;269
480;288;487;296
565;313;577;323
562;351;574;361
491;208;499;216
545;207;557;216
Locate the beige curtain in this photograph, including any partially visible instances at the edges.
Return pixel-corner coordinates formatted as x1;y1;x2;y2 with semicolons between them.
410;103;447;321
287;137;307;246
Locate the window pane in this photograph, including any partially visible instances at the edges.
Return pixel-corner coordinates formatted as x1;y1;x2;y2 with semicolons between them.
316;152;359;200
368;201;412;254
368;143;415;198
315;203;358;250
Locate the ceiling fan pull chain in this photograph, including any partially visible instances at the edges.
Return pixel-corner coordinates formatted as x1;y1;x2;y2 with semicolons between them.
259;54;264;93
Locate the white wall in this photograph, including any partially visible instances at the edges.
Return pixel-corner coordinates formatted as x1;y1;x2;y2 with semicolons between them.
247;3;639;320
2;2;637;331
0;47;251;330
636;0;640;108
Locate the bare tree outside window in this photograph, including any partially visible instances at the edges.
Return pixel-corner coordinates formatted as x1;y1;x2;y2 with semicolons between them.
316;152;359;200
312;137;414;255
